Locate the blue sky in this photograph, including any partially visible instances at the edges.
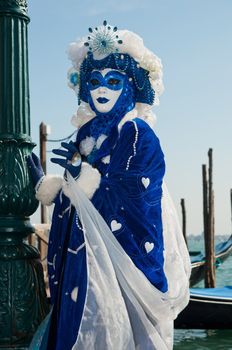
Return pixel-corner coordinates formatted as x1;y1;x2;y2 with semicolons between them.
28;0;232;235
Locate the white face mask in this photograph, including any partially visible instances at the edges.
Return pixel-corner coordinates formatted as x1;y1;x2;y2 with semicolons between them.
89;68;124;113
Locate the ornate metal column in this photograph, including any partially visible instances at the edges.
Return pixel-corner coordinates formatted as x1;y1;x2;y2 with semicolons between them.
0;1;49;349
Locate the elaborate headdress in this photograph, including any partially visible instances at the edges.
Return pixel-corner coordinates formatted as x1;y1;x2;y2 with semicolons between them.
67;21;164;128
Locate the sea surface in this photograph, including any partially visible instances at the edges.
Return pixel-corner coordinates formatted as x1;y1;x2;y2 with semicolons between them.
174;235;232;350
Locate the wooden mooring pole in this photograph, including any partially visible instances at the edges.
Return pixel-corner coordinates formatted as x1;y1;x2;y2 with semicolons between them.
180;198;188;247
202;148;216;288
202;164;208;249
39;122;50;224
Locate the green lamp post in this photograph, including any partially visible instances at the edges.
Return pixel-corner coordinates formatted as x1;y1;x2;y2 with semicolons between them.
0;1;49;349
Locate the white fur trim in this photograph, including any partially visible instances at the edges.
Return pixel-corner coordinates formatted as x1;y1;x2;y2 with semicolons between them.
36;175;63;206
34;175;45;192
118;109;138;131
118;106;156;131
63;162;101;200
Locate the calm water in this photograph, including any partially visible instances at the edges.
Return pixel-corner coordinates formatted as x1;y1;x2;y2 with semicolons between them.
173;235;232;350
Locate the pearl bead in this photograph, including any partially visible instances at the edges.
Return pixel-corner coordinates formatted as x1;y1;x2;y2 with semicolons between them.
125;121;138;171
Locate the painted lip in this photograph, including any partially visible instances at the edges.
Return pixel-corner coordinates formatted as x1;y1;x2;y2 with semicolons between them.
97;97;109;104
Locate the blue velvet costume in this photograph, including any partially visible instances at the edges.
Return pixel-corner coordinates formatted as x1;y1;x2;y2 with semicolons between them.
32;43;168;349
46;113;166;349
29;24;191;350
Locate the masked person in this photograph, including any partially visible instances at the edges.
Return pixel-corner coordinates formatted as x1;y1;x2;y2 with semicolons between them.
28;22;191;350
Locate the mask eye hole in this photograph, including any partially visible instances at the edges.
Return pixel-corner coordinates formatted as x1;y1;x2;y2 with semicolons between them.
90;78;100;86
107;78;120;86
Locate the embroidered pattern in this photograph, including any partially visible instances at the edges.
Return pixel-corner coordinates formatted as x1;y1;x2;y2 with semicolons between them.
68;243;86;255
47;254;56;270
58;205;72;219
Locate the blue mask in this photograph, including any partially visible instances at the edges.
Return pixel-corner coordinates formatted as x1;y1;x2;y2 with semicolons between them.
88;70;125;91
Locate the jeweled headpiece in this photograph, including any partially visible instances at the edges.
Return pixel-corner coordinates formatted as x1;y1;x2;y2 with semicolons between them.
84;20;123;56
67;21;164;107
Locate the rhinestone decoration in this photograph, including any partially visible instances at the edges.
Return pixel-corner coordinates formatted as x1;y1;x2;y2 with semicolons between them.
84;20;123;56
70;71;79;86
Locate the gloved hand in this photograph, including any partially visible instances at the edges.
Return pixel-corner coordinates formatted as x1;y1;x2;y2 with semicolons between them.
51;141;82;179
26;153;45;188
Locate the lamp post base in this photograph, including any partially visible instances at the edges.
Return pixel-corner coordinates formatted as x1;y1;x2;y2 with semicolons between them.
0;242;49;349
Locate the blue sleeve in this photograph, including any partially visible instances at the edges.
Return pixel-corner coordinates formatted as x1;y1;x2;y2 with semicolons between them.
92;119;167;292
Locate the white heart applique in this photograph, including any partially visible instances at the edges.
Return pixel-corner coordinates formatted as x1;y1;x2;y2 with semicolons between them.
145;242;154;253
111;220;122;232
142;177;150;189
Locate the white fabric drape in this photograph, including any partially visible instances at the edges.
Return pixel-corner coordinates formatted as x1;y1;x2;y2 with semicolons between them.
65;175;190;350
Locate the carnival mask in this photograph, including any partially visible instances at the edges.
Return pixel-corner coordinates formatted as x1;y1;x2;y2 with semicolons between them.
87;69;127;114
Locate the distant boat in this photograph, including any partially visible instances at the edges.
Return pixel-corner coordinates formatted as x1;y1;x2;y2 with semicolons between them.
175;286;232;329
190;235;232;286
